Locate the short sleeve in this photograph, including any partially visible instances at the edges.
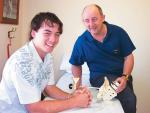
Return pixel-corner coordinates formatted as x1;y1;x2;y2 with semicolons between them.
69;37;85;66
120;29;136;57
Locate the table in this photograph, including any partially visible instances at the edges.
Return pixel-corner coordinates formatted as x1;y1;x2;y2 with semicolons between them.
61;99;124;113
45;87;124;113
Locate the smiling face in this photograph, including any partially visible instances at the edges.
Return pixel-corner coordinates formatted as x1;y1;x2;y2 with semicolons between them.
82;5;105;37
32;21;61;59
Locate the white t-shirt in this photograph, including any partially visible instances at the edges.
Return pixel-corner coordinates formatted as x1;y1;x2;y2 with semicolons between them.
0;41;55;113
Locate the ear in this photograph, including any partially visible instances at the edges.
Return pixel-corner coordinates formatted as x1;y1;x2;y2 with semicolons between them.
31;30;36;38
102;15;105;22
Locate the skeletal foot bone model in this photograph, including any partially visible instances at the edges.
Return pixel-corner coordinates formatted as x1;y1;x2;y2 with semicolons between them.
72;77;80;90
97;77;119;101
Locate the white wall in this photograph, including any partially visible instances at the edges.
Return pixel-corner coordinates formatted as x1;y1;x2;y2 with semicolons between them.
0;0;149;113
0;1;23;80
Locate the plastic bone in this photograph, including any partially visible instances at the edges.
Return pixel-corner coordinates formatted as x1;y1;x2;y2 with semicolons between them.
97;77;117;101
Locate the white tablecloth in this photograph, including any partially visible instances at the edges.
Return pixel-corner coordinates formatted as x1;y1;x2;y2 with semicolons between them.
45;87;124;113
60;98;124;113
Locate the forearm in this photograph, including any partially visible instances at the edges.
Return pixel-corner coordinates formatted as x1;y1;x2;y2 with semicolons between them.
26;85;91;113
115;54;134;93
45;85;70;100
71;65;82;88
123;53;134;76
26;98;77;113
72;65;82;77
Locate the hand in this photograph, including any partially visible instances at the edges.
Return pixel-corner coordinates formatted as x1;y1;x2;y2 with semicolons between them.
77;86;92;102
72;86;92;107
114;76;127;93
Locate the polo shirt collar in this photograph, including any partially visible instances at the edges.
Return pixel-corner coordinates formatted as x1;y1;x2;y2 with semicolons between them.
104;21;112;42
85;30;93;42
28;41;44;64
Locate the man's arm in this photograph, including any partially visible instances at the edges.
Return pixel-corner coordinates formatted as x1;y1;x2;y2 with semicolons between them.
123;53;134;76
44;85;71;100
25;95;88;113
115;53;134;93
25;85;91;113
71;65;82;89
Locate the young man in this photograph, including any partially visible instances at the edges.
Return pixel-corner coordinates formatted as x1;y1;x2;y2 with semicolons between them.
69;4;136;113
0;12;91;113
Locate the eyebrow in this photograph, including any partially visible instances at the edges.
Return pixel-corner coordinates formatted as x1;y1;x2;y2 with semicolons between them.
44;29;51;32
44;29;61;34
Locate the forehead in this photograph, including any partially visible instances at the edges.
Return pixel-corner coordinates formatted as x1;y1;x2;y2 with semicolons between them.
40;21;59;30
42;20;59;27
82;6;101;19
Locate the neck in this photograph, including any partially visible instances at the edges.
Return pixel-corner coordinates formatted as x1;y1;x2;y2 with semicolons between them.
32;41;46;61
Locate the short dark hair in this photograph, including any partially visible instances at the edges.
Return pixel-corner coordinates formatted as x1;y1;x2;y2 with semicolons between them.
29;12;63;41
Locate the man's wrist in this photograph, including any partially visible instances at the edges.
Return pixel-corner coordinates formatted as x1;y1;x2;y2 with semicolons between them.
122;74;129;81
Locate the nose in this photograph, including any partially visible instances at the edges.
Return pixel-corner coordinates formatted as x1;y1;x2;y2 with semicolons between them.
48;35;57;43
87;20;94;27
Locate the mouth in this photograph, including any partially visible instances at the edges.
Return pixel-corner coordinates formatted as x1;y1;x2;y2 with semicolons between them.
45;43;55;51
89;27;96;31
46;42;55;47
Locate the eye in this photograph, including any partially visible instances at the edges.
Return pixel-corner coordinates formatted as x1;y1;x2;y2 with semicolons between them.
84;19;89;23
92;17;97;22
44;33;49;37
43;32;51;37
55;33;60;38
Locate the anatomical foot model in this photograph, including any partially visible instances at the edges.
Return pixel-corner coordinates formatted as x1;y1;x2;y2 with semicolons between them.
97;77;119;101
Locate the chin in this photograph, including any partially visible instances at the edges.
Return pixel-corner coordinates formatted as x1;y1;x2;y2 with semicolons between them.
89;29;96;33
90;32;97;36
48;49;53;53
45;48;53;53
